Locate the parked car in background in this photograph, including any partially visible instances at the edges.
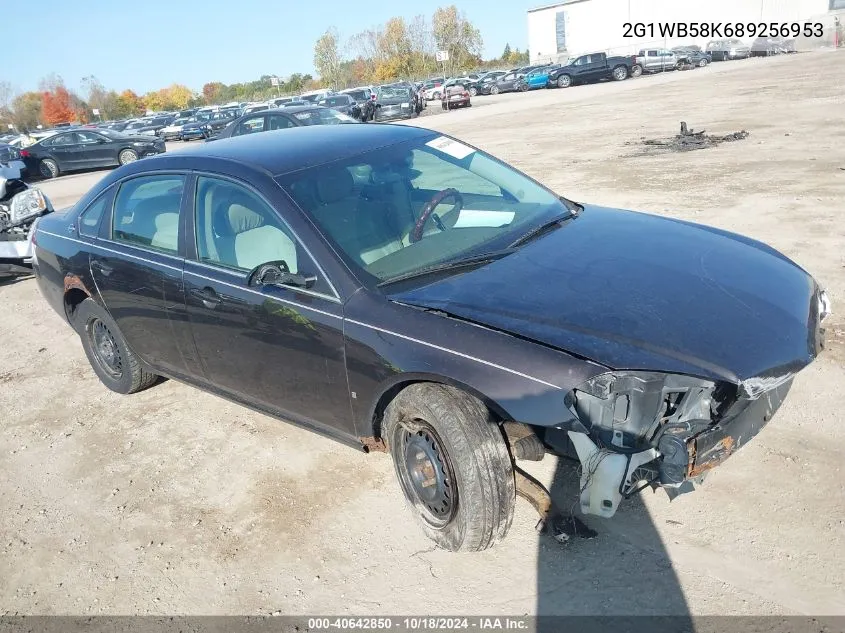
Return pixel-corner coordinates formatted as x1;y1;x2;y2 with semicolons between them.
317;94;360;118
242;104;270;115
488;71;526;94
135;116;176;137
750;36;795;56
707;39;751;61
121;119;154;135
0;143;26;178
524;66;558;89
21;128;165;178
375;85;417;121
467;71;507;96
548;52;639;88
422;79;446;100
441;84;471;110
341;87;375;108
300;89;334;103
181;111;238;141
158;117;193;141
636;49;679;72
32;124;829;552
672;47;711;67
206;106;358;142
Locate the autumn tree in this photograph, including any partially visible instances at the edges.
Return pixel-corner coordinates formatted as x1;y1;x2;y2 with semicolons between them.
314;28;342;89
432;5;483;77
9;92;41;130
41;86;75;125
202;82;226;105
115;90;144;118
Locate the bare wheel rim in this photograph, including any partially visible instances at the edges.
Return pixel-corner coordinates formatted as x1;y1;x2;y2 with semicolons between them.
558;76;570;87
398;422;457;529
699;59;707;67
88;318;123;380
119;150;137;165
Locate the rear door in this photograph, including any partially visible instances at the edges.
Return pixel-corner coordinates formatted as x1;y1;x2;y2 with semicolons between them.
41;132;83;171
90;173;197;378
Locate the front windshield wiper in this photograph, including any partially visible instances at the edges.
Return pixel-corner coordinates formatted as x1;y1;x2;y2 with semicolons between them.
377;249;515;288
508;204;579;250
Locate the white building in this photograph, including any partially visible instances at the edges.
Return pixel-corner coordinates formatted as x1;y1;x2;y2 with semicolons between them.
527;0;836;64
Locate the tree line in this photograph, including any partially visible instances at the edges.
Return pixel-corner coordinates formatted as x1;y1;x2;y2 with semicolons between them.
0;4;528;130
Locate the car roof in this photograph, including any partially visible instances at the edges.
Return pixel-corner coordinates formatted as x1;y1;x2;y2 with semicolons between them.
162;123;437;176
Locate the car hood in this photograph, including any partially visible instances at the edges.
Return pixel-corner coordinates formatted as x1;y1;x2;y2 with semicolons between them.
390;205;821;384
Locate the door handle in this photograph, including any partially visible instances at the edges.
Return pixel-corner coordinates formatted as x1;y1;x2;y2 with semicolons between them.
91;260;113;276
190;286;222;309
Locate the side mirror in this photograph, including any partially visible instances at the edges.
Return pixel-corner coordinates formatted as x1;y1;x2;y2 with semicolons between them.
248;261;317;289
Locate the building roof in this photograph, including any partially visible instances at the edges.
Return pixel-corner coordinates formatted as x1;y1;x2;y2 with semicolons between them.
528;0;589;13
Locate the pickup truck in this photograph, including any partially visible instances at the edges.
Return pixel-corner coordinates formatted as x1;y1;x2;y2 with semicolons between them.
547;52;641;88
635;49;679;73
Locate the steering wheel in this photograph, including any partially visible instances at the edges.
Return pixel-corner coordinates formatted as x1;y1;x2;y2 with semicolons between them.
411;188;464;243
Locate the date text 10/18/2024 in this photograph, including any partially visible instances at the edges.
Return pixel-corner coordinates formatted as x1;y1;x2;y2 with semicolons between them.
623;22;824;39
308;617;529;630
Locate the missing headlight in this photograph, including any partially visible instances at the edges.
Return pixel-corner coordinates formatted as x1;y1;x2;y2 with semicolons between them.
565;371;718;452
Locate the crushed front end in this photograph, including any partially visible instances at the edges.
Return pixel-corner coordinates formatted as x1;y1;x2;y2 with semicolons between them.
545;286;831;518
0;175;53;277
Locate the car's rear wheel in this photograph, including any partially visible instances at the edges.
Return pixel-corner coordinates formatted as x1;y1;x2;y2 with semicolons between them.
72;298;158;394
383;383;515;552
118;149;138;165
557;74;572;88
612;65;628;80
39;159;59;179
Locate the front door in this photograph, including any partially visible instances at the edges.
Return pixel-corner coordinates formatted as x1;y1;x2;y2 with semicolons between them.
90;173;194;378
75;130;117;167
183;175;354;437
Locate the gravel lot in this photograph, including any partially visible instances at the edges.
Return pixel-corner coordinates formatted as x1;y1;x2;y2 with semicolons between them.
2;51;844;617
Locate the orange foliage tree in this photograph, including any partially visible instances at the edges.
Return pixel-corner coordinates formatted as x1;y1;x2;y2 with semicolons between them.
41;86;74;125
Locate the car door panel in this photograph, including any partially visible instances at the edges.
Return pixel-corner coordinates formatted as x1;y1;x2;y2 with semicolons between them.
90;173;194;378
45;133;82;171
184;175;354;437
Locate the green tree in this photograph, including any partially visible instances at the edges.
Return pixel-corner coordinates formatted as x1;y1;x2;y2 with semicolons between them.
10;92;42;130
432;5;483;77
502;43;512;61
314;28;343;89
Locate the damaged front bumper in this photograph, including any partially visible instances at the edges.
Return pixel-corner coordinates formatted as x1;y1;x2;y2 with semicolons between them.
557;369;798;518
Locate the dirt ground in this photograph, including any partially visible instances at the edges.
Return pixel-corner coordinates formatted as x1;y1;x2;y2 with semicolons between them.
2;51;844;618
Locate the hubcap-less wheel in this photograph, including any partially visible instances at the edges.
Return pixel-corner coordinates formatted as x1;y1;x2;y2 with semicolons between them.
119;149;138;165
89;318;123;380
399;423;456;529
699;59;707;67
557;75;571;88
613;66;627;80
490;86;499;95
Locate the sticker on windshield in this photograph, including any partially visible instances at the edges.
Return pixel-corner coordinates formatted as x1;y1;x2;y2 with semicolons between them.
453;209;515;229
425;136;475;160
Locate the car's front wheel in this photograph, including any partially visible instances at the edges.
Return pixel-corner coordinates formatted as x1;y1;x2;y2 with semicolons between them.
383;383;515;552
557;74;572;88
490;85;499;95
118;149;138;165
699;58;708;67
39;158;59;179
72;298;158;394
630;64;643;77
469;87;477;96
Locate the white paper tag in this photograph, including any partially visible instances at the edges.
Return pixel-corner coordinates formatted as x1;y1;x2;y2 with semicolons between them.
425;136;475;160
453;209;515;228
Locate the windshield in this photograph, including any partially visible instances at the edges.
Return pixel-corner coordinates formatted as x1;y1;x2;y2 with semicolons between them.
378;87;410;99
280;135;569;286
345;90;368;100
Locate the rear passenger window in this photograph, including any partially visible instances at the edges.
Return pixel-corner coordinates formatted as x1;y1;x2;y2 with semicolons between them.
78;192;111;237
112;175;185;255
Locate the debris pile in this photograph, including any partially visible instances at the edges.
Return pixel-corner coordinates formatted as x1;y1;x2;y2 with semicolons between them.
637;121;750;153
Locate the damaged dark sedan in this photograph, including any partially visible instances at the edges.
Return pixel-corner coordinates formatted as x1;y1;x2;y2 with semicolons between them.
32;125;830;552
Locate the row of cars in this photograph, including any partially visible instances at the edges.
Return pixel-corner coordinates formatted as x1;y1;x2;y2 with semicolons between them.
424;36;797;98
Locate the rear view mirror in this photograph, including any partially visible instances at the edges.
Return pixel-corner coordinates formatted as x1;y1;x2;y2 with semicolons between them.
248;261;317;289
